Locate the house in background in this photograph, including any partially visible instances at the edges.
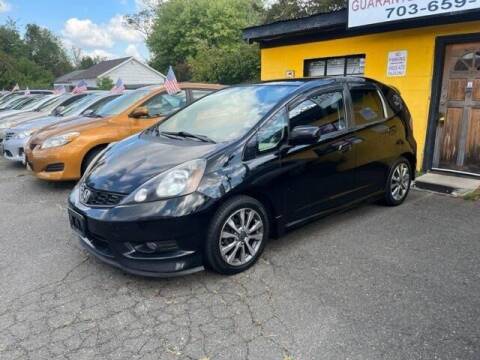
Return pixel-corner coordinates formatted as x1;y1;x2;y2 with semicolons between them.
54;57;165;90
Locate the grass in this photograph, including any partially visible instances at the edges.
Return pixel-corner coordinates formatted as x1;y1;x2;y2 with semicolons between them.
463;187;480;201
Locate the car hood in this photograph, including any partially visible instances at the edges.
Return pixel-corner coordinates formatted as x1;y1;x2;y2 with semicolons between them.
85;134;224;194
0;109;23;119
30;116;109;143
0;111;49;127
13;114;78;131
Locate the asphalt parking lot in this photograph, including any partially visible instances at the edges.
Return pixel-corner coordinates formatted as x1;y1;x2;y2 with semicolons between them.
0;158;479;360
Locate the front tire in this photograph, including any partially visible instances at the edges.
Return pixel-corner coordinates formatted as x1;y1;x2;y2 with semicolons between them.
205;196;269;275
384;157;412;206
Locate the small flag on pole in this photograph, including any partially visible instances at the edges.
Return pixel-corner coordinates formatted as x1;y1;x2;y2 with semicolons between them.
11;83;20;92
25;87;31;96
164;66;181;95
53;85;66;95
72;80;88;94
111;78;125;94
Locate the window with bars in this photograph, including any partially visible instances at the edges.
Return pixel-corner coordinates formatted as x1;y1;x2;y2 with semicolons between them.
304;55;366;77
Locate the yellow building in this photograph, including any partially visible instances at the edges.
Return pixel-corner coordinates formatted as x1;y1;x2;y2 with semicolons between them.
243;7;480;176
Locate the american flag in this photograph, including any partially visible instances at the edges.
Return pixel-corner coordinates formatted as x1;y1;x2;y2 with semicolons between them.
111;78;125;94
53;85;66;95
72;80;88;94
164;66;181;95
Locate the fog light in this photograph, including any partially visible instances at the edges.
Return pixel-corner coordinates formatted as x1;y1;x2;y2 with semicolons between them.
131;240;179;254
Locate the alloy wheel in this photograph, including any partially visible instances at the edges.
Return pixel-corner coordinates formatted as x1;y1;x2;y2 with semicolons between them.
391;163;410;201
219;208;264;267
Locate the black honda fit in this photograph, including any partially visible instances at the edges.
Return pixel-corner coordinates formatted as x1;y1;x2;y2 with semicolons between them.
68;77;416;276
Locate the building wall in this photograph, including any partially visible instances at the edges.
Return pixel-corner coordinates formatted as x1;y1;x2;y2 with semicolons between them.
260;21;480;169
107;60;165;86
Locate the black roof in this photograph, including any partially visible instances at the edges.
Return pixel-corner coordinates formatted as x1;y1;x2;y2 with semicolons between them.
55;57;132;83
243;9;480;47
55;70;86;83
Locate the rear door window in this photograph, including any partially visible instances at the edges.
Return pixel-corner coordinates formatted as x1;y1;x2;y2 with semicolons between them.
350;86;386;126
289;90;346;137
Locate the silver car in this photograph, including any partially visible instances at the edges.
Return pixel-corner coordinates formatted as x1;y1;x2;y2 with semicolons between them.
3;92;120;163
0;93;89;149
0;95;53;120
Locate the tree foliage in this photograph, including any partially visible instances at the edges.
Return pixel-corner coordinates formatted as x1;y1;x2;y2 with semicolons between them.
96;77;114;90
146;0;263;82
264;0;346;23
0;20;72;89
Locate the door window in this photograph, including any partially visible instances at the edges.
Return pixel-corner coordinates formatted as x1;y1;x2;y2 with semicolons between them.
257;110;288;153
142;91;187;117
350;87;386;126
289;91;346;136
191;89;213;101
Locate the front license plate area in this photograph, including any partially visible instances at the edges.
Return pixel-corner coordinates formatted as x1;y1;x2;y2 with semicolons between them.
68;208;87;237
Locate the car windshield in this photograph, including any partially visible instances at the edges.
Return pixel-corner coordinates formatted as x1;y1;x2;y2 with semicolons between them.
9;97;32;109
20;96;48;111
94;90;150;117
154;85;298;142
59;94;101;116
38;95;71;112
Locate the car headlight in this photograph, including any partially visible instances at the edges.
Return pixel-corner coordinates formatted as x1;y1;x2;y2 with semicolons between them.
14;129;37;140
41;132;80;149
123;159;207;204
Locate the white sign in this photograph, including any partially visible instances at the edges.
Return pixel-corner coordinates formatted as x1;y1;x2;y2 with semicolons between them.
348;0;480;28
387;50;407;77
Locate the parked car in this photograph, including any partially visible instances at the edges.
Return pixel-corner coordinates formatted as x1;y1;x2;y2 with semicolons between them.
26;83;224;181
0;93;89;148
0;90;53;107
0;95;43;112
0;95;55;120
3;92;121;163
66;77;417;277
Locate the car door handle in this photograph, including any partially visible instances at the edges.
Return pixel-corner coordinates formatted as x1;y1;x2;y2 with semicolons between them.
337;143;352;153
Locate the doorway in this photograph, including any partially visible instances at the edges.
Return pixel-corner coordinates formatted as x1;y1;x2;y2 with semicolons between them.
432;41;480;175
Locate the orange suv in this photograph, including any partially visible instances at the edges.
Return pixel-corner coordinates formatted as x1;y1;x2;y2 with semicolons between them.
26;83;223;181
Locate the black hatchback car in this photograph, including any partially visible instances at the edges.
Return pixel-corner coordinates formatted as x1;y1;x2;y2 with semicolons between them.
68;77;416;276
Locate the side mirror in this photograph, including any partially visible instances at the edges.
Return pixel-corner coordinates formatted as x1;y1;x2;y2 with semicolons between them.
130;106;149;118
53;106;65;116
289;125;321;146
82;109;94;116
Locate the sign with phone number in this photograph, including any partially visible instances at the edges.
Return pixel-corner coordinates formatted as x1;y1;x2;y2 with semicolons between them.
348;0;480;28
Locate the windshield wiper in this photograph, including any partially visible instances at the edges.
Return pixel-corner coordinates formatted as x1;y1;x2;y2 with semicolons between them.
85;113;103;118
160;131;216;143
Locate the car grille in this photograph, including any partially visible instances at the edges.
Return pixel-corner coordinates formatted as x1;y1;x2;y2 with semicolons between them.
45;163;64;172
80;183;125;207
4;132;14;141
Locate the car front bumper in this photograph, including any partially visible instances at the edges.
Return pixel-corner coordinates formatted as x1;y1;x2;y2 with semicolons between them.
68;186;216;277
25;142;83;181
3;137;27;163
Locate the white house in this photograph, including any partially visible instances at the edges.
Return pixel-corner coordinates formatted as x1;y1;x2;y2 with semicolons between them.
54;57;165;90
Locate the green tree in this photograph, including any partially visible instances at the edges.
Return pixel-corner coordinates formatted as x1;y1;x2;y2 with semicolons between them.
79;56;102;70
147;0;263;82
189;43;260;84
264;0;346;23
96;77;114;90
24;24;73;77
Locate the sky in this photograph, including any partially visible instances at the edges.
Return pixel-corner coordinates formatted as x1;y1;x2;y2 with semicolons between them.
0;0;150;61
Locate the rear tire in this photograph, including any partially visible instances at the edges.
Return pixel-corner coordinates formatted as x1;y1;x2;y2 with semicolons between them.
81;146;106;175
204;196;269;275
383;157;412;206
